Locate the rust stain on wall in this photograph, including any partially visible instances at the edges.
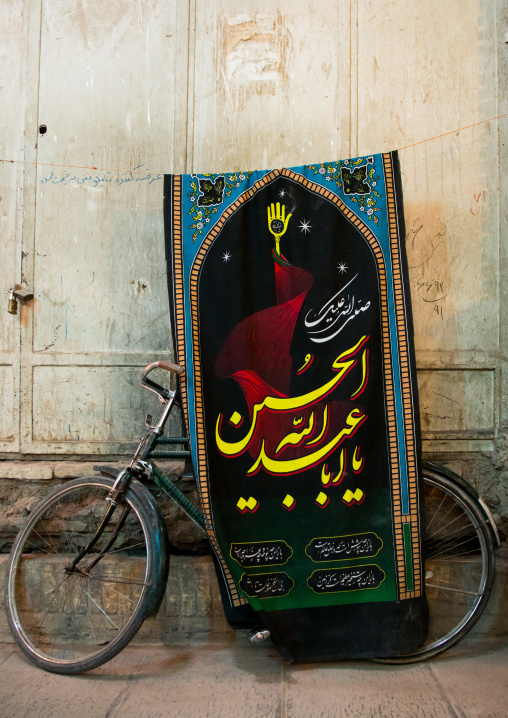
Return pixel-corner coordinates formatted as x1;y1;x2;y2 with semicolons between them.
20;298;41;328
218;12;292;110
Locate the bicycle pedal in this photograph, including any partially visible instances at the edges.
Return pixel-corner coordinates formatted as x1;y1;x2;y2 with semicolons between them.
249;630;271;644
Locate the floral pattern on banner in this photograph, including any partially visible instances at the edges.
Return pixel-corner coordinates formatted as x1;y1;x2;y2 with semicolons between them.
307;157;382;225
187;172;253;241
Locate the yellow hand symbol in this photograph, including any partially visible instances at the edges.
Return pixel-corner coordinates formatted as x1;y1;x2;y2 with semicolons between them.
267;203;292;256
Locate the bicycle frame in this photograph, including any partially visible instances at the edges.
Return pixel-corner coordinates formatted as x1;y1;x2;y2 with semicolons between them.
74;362;205;577
107;362;206;531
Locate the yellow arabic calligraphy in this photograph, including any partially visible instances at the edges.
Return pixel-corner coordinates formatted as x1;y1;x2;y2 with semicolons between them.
352;445;364;472
215;336;367;458
297;353;313;373
275;412;315;455
321;447;346;486
307;403;328;446
247;408;366;475
351;348;369;399
333;447;346;484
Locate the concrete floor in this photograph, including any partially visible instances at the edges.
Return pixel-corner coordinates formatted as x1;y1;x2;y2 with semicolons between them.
0;632;506;718
1;546;507;717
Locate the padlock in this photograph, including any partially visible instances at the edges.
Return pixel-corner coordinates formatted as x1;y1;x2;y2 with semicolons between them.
7;290;18;315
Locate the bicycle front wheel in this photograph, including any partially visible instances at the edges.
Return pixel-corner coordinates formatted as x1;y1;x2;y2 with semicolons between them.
376;468;496;663
6;476;162;674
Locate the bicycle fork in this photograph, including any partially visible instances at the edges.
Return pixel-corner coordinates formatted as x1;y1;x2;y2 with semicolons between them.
66;471;134;573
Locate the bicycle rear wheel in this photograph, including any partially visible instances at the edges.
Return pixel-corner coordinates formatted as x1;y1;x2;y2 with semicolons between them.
376;468;496;663
5;476;164;674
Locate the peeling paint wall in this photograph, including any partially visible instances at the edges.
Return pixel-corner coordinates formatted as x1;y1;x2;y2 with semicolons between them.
0;0;507;528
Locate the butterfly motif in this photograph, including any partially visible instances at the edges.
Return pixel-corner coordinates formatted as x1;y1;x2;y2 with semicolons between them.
341;165;370;195
197;176;225;206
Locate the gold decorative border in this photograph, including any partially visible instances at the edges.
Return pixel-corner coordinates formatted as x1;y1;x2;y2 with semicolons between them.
171;176;246;605
171;177;189;413
383;154;422;599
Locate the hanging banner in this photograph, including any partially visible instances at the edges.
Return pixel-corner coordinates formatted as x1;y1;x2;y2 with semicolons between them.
164;152;427;661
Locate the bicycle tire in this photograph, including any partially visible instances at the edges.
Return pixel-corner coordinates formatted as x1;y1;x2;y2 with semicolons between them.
5;476;165;674
374;467;496;663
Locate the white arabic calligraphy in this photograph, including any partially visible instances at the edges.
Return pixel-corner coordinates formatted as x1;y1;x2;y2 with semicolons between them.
233;546;284;564
243;575;290;596
304;274;371;344
313;537;373;559
315;569;377;589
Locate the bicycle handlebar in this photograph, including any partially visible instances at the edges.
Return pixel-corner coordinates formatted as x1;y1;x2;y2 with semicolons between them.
142;361;183;378
141;361;184;399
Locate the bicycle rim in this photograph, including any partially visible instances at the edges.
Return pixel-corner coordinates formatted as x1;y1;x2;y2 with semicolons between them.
376;470;495;663
6;477;154;673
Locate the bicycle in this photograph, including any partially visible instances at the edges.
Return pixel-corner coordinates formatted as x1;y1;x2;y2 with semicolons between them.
4;361;500;674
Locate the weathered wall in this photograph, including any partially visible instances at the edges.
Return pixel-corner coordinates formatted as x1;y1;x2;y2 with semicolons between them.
0;0;507;540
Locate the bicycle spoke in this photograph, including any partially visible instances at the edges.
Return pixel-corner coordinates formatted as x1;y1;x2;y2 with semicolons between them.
86;613;101;652
427;535;485;560
426;538;479;558
81;587;120;631
59;515;82;557
427;557;486;564
426;510;480;542
33;572;72;643
85;573;149;588
29;526;61;555
91;541;148;557
15;571;54;592
47;576;80;657
425;582;481;597
426;517;489;548
425;491;447;532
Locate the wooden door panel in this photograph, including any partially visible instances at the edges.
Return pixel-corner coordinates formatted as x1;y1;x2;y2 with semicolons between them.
0;1;30;452
357;0;500;451
21;0;188;454
191;1;351;171
32;365;182;446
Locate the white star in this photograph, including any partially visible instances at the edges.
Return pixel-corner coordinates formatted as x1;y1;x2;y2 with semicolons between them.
298;219;312;234
222;251;231;263
278;189;286;198
337;262;348;274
